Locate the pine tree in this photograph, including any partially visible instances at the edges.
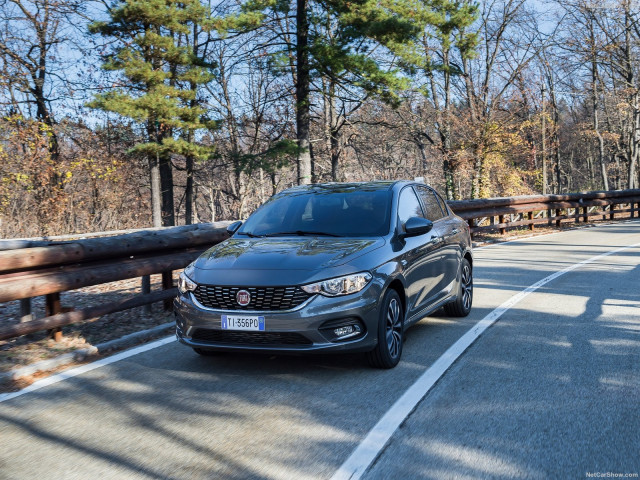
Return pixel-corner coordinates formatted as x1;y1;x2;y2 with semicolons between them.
220;0;432;184
89;0;216;226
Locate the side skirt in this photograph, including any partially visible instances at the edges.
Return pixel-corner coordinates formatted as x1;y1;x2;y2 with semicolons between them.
404;293;457;330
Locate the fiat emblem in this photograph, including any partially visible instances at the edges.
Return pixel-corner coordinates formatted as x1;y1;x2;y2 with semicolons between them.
236;290;251;306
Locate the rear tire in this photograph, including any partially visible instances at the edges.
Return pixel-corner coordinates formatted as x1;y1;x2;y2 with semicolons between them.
367;289;404;369
444;258;473;317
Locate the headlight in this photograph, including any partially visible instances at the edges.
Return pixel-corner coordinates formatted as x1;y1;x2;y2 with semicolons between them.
301;272;372;297
178;271;197;294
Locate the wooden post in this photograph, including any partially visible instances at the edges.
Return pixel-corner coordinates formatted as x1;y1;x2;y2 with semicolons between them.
547;208;553;227
528;212;534;231
555;209;561;228
499;215;505;235
162;271;173;311
45;293;63;342
20;298;32;323
142;275;151;314
583;207;589;223
610;204;615;220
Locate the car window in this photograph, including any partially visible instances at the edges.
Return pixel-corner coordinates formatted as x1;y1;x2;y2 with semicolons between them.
238;189;392;237
415;185;444;221
434;191;449;216
397;187;425;232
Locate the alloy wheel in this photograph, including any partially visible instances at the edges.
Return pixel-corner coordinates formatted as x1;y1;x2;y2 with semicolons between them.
386;298;402;359
461;263;472;311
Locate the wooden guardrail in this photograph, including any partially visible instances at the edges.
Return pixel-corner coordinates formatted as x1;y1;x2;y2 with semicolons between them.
448;189;640;235
0;189;638;342
0;222;231;341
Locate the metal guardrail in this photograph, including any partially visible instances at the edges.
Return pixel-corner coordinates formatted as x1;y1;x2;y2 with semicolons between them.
1;189;638;342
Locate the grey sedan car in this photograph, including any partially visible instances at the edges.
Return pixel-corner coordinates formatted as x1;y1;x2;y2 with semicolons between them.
174;181;473;368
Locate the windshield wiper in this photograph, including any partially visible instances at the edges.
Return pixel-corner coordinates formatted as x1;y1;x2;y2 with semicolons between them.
238;231;262;238
263;230;342;237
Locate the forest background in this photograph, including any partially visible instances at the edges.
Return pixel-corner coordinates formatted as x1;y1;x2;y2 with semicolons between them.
1;0;639;237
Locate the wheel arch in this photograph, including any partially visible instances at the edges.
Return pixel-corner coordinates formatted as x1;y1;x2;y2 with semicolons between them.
385;278;406;317
464;250;473;270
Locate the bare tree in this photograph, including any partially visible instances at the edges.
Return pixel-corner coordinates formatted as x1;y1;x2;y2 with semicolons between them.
0;0;91;162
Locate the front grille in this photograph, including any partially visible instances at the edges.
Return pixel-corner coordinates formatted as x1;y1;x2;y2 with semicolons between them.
192;329;312;346
193;285;312;311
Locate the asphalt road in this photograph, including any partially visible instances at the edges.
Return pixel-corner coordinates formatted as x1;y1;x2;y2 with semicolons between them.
1;221;639;480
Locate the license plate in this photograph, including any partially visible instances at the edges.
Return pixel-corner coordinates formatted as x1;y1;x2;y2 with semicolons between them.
221;315;265;331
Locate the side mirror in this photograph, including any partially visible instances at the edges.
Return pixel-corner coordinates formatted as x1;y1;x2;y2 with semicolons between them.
400;217;433;239
226;221;243;236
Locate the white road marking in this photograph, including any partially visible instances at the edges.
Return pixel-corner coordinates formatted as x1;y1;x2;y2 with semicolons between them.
331;239;640;480
0;336;175;403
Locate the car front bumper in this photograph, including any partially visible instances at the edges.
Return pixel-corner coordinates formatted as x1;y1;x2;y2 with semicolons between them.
173;284;381;354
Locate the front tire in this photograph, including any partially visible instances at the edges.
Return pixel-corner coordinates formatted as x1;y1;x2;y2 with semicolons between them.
444;257;473;317
367;289;404;369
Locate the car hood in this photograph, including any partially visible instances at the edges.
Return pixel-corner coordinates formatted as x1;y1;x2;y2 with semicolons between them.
193;237;385;272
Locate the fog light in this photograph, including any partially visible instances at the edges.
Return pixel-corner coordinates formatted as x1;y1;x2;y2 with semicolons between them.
334;324;362;339
319;318;365;342
334;326;354;337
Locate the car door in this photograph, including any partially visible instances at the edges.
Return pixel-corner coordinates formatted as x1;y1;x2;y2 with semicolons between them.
396;186;445;320
414;185;458;301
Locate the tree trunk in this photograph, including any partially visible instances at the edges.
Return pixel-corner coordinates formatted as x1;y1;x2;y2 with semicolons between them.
443;157;455;200
185;153;194;225
589;16;608;192
541;85;547;194
330;130;341;182
427;41;455;200
296;0;312;185
622;4;638;189
471;144;483;199
629;91;639;189
149;153;162;228
33;82;59;165
323;77;341;182
159;153;175;226
32;29;59;166
208;184;216;222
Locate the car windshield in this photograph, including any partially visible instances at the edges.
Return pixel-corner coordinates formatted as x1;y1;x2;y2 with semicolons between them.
238;188;392;237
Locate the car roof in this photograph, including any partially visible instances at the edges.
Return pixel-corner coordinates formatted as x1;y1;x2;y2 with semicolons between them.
279;181;413;195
